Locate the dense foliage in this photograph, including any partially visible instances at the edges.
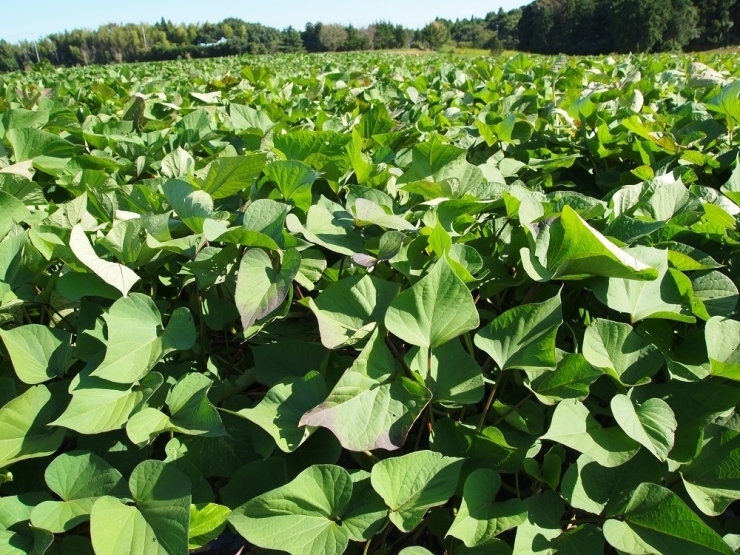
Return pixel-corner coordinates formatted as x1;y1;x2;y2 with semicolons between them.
1;50;740;555
2;0;740;70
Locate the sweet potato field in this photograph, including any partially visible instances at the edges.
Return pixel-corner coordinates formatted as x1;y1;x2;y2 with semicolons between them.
1;51;740;555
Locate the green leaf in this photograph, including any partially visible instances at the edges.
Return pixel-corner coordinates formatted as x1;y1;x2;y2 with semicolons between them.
529;353;601;405
611;394;677;461
0;191;31;241
160;147;194;178
385;257;479;349
681;424;740;516
370;450;463;532
593;246;694;323
242;199;289;243
430;418;520;475
126;373;225;445
582;319;664;386
541;399;640;467
218;458;288;509
603;483;733;555
188;503;231;550
235;248;300;330
234;372;326;452
195;154;267;199
92;294;194;384
51;369;163;434
474;293;561;375
90;460;191;555
7;128;80;162
307;274;400;349
230;104;273;134
0;325;72;384
406;338;484;405
30;451;127;533
352;198;416;231
286;198;363;256
300;329;431;451
705;317;740;380
720;155;740;206
264;160;317;213
229;465;385;555
561;450;665;516
692;271;739;318
0;385;65;468
163;178;213;234
708;80;740;126
397;139;467;185
521;205;659;281
70;225;140;297
511;490;563;554
447;469;527;547
357;104;393;138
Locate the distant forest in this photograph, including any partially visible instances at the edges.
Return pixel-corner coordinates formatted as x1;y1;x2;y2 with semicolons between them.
1;0;739;71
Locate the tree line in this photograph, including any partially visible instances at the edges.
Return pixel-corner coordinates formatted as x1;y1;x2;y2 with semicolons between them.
1;0;739;71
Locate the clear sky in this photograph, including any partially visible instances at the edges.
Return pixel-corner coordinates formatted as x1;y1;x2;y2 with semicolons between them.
0;0;526;42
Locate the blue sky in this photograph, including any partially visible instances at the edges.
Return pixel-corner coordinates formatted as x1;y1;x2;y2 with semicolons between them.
0;0;526;42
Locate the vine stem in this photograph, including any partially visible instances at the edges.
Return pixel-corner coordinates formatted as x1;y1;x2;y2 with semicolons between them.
385;336;415;381
195;284;208;371
477;369;506;432
378;521;393;554
491;392;534;428
363;451;380;464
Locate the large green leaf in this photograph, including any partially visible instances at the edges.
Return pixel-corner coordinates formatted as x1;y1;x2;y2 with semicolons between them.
264;160;317;212
681;424;740;516
603;483;733;555
447;469;527;547
7;128;80;162
370;450;463;532
234;372;326;452
528;353;601;405
582;319;664;386
300;329;431;451
385;257;479;350
406;338;484;405
126;373;226;445
705;317;740;379
707;79;740;126
51;369;163;434
511;490;564;555
195;154;267;199
474;293;561;375
30;451;127;533
610;394;677;461
163;178;213;234
541;399;640;467
235;248;300;330
69;225;140;297
307;274;400;349
91;294;194;384
593;246;694;323
0;385;65;468
188;503;231;550
90;460;191;555
0;325;72;384
561;450;665;516
286;197;363;255
229;465;386;555
521;205;658;281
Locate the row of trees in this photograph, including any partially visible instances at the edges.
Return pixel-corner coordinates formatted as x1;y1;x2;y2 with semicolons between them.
517;0;740;54
1;0;739;71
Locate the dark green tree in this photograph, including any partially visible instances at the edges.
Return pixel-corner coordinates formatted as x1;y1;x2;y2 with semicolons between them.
689;0;736;48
